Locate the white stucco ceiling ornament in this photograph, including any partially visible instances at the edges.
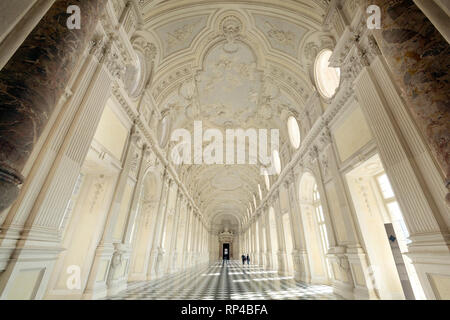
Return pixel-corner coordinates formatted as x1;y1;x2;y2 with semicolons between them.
262;77;281;100
179;78;196;100
253;13;307;58
132;2;331;225
178;78;201;118
154;14;209;58
220;15;243;52
195;40;262;127
131;35;157;62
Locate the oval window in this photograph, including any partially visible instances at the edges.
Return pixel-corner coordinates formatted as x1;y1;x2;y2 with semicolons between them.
287;116;301;149
314;49;340;99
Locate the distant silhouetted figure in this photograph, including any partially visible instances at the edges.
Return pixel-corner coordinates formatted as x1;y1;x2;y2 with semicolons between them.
241;254;246;265
246;254;250;265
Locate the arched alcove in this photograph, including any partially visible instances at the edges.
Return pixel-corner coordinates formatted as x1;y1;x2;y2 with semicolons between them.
129;170;161;281
298;172;331;284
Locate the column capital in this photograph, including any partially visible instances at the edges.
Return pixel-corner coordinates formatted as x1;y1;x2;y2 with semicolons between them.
88;36;107;60
317;126;332;150
283;172;295;188
143;144;152;159
130;126;142;145
308;145;319;161
340;45;369;83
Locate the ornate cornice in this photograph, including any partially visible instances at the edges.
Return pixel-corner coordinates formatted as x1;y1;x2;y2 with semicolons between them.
110;83;207;228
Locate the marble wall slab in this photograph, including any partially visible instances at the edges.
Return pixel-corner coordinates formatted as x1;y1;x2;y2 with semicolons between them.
371;0;450;193
0;0;107;211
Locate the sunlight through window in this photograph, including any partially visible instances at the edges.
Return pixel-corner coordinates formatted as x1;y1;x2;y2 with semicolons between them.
314;49;340;99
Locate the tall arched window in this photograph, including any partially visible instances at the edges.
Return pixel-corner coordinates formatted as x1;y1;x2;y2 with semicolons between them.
272;150;281;175
287;116;301;149
263;168;270;191
158;116;170;147
314;49;340;99
313;183;330;255
298;172;332;284
124;51;146;98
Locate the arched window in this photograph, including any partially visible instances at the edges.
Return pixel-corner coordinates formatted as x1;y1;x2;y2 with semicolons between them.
125;52;146;98
272;150;281;175
258;184;263;200
263;168;270;191
287;116;301;149
298;172;332;284
313;183;330;255
158;116;170;147
314;49;340;99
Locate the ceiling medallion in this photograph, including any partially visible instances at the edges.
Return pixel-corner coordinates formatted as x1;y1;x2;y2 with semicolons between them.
220;15;243;53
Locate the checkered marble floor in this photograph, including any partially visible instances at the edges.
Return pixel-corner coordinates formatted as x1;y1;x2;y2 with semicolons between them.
107;261;342;300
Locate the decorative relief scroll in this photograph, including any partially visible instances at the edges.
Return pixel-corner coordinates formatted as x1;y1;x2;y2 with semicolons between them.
154;15;208;57
253;14;307;58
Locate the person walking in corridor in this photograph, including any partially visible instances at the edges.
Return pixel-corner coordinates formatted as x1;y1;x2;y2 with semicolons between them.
246;254;250;265
242;254;246;265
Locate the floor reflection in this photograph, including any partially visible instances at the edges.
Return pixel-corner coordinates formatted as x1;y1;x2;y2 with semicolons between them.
108;261;342;300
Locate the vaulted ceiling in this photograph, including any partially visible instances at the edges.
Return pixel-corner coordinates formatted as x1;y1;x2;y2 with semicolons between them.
131;0;333;232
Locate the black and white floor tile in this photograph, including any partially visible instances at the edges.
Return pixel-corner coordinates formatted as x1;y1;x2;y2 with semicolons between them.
107;261;342;300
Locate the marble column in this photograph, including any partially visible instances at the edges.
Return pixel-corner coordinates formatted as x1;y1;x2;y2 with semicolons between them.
352;41;450;298
248;227;252;257
182;206;193;269
371;0;450;199
251;220;257;264
283;174;311;282
199;223;203;262
155;182;176;277
167;193;182;274
0;0;107;212
123;146;152;245
0;0;56;71
273;193;288;274
190;213;199;266
413;0;450;43
0;32;113;300
197;218;203;264
263;206;273;269
247;228;251;257
146;170;171;280
195;218;203;264
257;214;266;267
200;224;206;262
244;230;249;257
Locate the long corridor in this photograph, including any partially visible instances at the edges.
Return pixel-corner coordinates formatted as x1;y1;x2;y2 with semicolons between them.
108;261;341;300
1;0;448;302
